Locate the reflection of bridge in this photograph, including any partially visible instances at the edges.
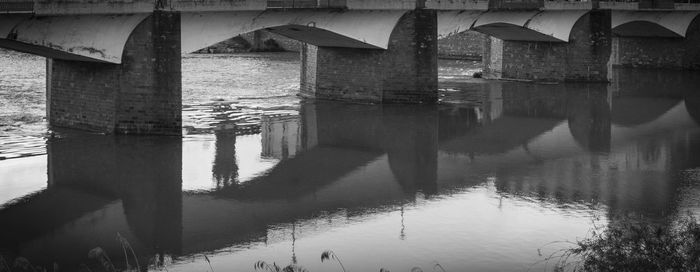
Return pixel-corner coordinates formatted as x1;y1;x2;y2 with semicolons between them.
1;0;698;134
1;81;699;269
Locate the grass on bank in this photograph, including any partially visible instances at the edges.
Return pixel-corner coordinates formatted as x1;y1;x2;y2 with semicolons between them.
540;214;700;272
2;215;700;272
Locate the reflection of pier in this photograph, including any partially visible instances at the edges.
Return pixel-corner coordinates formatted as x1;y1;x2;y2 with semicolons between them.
1;84;699;268
261;115;302;160
0;135;183;269
437;79;700;219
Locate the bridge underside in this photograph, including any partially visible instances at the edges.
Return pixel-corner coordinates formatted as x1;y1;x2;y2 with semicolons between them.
180;10;408;52
437;10;612;82
437;10;590;42
610;11;700;70
0;9;442;134
480;10;612;82
5;8;700;134
299;10;438;103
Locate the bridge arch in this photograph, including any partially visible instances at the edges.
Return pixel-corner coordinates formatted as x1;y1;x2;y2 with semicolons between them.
438;10;591;42
0;14;149;63
0;9;409;63
473;10;590;42
612;11;700;38
180;10;408;54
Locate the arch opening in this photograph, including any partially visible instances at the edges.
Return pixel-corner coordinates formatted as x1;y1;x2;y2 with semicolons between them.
611;11;700;38
472;10;589;42
613;21;684;38
181;10;407;54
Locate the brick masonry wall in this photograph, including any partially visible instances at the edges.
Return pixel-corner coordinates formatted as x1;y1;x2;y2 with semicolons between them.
611;18;700;70
300;43;318;96
48;11;182;135
438;30;485;60
482;36;503;78
483;11;611;82
300;10;438;104
48;59;120;133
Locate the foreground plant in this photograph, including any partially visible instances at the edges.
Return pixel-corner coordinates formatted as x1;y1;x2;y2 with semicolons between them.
256;251;446;272
253;261;307;272
543;214;700;272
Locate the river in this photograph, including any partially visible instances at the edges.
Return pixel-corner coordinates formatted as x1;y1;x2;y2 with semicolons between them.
0;49;699;271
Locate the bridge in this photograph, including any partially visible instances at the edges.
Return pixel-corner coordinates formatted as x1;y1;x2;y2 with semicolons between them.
1;0;699;135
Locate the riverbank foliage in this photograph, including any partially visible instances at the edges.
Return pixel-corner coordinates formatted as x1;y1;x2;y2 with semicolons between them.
549;214;700;272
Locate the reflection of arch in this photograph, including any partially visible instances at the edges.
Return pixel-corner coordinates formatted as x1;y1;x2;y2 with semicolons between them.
382;105;438;195
473;10;589;42
686;94;700;126
181;10;407;53
612;11;700;38
567;89;611;152
0;134;184;269
0;14;149;63
611;98;680;127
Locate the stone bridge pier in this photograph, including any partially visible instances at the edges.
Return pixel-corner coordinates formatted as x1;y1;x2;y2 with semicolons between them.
299;10;438;103
480;10;612;82
610;7;700;70
47;11;182;135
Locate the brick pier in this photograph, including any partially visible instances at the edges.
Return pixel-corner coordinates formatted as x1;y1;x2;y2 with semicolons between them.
483;11;611;82
300;10;438;104
47;11;182;135
611;18;700;70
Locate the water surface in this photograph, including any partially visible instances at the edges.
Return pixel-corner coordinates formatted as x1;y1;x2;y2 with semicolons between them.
0;50;699;271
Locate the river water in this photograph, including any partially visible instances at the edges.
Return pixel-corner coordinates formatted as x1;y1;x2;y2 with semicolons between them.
1;49;699;271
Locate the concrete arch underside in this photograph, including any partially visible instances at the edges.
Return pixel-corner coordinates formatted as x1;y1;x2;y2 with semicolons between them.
0;14;149;63
0;10;407;63
612;11;700;38
438;10;590;42
180;10;408;53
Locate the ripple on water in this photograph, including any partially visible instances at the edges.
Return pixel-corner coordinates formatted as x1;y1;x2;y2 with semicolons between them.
0;135;47;160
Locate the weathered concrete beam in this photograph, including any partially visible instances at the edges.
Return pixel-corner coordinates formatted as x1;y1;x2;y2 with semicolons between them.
345;0;419;10
33;0;265;15
34;0;154;15
426;0;488;10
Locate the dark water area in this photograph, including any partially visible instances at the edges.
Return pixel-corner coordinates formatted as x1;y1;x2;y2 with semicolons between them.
1;50;700;271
